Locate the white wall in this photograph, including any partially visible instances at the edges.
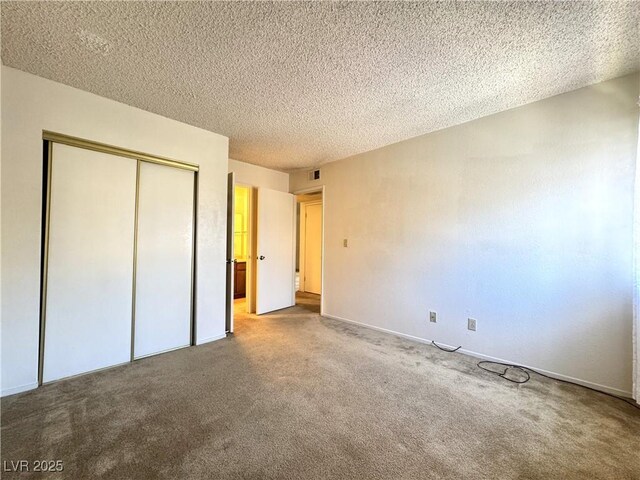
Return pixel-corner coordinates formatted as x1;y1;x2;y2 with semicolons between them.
291;73;640;396
229;158;288;192
634;74;640;402
1;66;229;396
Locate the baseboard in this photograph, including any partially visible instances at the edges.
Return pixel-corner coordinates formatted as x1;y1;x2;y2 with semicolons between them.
196;333;227;345
322;313;633;399
2;381;38;398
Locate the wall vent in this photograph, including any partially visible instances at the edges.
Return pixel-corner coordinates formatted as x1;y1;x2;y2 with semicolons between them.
308;169;321;181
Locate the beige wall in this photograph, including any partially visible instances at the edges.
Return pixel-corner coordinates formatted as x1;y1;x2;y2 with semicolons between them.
229;158;289;192
1;66;229;396
291;73;640;396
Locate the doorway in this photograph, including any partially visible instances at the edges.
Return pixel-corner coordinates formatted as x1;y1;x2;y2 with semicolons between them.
233;185;251;317
228;183;257;331
225;178;303;330
296;190;323;314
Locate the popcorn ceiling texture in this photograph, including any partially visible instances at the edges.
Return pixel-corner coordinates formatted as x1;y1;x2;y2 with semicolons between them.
1;1;638;170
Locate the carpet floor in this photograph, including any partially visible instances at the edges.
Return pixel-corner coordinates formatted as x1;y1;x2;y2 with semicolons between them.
2;292;639;479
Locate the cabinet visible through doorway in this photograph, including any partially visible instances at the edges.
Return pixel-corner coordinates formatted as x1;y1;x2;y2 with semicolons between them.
234;261;246;298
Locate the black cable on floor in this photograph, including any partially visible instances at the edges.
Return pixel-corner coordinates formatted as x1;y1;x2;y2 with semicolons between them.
430;340;640;411
477;360;640;411
431;340;461;353
477;361;531;384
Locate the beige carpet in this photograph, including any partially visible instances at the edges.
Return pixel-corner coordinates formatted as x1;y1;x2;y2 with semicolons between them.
2;292;639;479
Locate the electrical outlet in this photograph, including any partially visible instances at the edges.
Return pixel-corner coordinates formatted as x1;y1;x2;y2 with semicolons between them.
468;318;477;331
343;239;348;247
429;311;437;323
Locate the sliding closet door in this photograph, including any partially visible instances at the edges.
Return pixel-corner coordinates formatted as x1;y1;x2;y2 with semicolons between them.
43;144;137;383
133;162;194;359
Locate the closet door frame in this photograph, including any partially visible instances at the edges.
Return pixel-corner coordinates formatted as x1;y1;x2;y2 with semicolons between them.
38;131;199;386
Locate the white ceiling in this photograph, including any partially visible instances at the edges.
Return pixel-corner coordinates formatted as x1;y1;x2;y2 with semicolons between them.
2;1;638;171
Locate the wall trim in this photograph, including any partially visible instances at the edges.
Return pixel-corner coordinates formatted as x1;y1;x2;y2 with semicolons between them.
2;382;39;398
322;312;633;399
43;131;199;171
632;101;640;402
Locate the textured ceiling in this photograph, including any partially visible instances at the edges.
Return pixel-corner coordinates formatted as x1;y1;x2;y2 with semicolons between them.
2;1;639;171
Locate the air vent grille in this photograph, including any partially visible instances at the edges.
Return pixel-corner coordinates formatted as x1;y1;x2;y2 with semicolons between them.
308;169;321;181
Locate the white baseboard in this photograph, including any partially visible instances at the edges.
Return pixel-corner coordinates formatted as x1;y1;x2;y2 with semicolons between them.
322;313;633;399
196;333;227;345
2;381;38;398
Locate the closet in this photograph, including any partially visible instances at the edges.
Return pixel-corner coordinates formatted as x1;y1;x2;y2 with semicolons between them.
40;134;197;384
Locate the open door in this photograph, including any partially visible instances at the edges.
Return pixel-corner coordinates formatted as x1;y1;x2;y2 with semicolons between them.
256;188;296;314
225;172;235;332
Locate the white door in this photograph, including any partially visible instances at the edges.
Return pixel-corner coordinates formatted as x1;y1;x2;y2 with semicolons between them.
256;188;296;314
133;162;194;359
225;172;235;332
304;203;323;294
43;144;137;383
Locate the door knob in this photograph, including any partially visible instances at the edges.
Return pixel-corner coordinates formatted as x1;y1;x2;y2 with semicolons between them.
259;255;266;260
